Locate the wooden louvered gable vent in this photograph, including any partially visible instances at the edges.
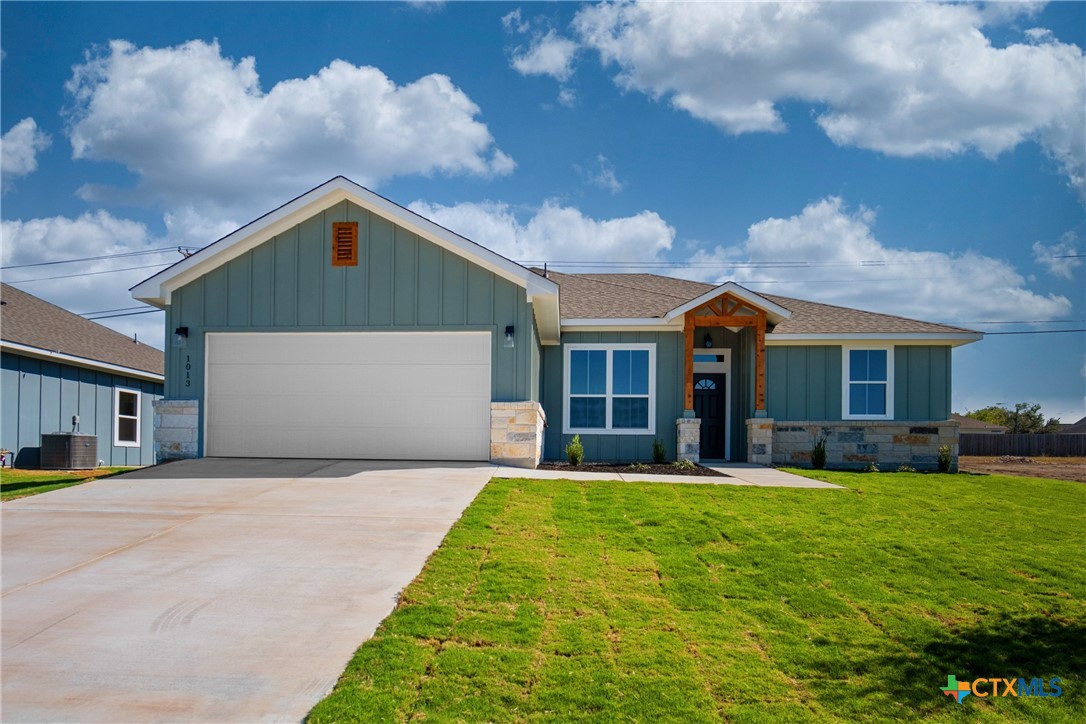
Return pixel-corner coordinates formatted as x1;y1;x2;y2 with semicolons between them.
331;222;359;267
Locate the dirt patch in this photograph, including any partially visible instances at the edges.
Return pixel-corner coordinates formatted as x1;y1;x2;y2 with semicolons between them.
958;456;1086;483
537;462;728;477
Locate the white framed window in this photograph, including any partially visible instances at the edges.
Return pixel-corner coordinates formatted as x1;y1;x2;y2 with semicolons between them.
114;387;141;447
563;343;656;435
843;345;894;420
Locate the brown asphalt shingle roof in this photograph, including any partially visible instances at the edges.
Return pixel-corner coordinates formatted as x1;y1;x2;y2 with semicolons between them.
543;271;976;336
1;284;164;376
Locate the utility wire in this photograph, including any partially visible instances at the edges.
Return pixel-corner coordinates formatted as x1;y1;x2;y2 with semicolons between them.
983;329;1085;335
3;262;172;284
1;247;196;270
84;309;162;321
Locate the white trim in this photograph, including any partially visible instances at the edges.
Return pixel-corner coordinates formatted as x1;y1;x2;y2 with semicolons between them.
665;282;791;323
563;343;656;436
842;344;895;420
113;386;142;448
692;348;732;461
1;341;164;382
768;332;981;347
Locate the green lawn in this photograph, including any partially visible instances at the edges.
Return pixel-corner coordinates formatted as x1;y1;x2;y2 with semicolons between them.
0;467;134;501
310;471;1085;722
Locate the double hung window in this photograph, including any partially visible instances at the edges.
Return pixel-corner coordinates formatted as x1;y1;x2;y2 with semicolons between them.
564;344;655;434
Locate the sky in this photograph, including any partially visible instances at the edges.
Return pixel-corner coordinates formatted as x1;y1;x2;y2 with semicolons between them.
1;1;1084;422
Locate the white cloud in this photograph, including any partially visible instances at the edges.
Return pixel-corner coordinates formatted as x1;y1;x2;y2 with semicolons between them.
502;9;530;35
511;29;578;82
686;196;1073;325
576;154;624;194
1;212;170;347
574;1;1085;196
557;87;577;108
63;39;513;219
1;118;52;186
1032;231;1082;280
408;198;673;265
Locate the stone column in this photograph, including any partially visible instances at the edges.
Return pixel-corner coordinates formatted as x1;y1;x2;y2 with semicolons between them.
676;417;701;463
746;417;775;465
153;399;199;463
490;401;546;469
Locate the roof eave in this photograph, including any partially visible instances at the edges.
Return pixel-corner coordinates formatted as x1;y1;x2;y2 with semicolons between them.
664;281;792;323
1;341;165;382
132;177;559;306
766;332;983;347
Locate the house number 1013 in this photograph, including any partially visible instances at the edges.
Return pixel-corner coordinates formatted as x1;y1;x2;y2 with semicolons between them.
185;355;192;387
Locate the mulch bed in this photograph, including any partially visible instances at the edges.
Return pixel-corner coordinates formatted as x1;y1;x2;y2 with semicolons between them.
536;462;728;477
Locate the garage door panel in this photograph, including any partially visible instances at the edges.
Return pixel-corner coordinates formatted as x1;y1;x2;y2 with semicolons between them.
206;332;491;460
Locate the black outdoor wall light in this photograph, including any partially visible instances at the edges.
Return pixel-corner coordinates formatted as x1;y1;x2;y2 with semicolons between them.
505;325;515;348
703;333;713;348
174;326;189;348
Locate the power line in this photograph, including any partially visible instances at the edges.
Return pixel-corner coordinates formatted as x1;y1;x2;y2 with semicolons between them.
0;246;196;270
3;262;172;284
983;329;1086;335
78;305;149;316
84;309;162;321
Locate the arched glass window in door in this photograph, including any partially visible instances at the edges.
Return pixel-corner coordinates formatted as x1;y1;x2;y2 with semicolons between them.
695;378;716;390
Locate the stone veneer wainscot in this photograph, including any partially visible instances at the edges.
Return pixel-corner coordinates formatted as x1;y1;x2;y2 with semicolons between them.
153;399;199;463
490;401;546;469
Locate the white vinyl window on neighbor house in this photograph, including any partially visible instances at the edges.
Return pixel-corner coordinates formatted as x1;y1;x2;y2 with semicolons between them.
843;346;894;420
564;344;656;434
114;387;141;447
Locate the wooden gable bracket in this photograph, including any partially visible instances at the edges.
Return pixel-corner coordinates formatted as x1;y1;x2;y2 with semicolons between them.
683;298;768;415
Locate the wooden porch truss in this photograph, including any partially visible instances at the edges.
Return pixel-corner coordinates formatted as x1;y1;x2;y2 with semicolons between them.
683;293;767;414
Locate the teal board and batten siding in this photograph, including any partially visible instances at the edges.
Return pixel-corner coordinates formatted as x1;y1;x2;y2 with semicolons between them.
1;353;161;467
764;345;951;421
541;331;685;463
165;200;537;453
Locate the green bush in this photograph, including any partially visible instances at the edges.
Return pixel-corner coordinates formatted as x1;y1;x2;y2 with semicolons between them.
629;462;649;472
937;445;952;473
864;462;880;473
811;433;829;470
672;458;696;471
896;464;918;473
565;435;584;466
651;438;667;464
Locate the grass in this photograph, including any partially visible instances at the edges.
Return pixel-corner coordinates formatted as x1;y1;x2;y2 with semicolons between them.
309;470;1085;722
0;467;134;501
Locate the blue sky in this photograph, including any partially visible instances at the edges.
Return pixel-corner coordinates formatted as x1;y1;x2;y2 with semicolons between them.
2;1;1084;422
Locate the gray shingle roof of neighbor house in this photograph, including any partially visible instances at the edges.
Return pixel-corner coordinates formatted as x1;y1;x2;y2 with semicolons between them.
0;283;164;377
541;271;979;336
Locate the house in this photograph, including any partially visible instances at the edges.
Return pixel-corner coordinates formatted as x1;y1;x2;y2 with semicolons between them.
131;177;981;471
951;413;1008;434
1;284;164;468
1059;416;1086;435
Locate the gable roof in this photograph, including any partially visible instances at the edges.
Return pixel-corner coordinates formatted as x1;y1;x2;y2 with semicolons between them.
131;176;561;343
1;283;164;380
544;271;980;341
1060;416;1086;434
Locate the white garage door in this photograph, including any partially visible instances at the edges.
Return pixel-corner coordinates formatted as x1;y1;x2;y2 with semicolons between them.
205;332;491;460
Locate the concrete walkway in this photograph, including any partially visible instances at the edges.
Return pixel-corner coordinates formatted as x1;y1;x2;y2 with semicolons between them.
1;459;492;723
492;462;843;488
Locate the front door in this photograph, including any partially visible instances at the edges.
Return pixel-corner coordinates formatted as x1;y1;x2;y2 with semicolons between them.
693;373;726;459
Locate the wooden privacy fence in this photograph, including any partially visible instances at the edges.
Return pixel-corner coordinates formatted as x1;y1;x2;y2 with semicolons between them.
960;434;1086;457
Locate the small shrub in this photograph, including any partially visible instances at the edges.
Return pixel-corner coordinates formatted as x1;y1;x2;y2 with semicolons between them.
565;435;584;466
651;438;667;465
864;462;880;473
629;462;649;472
937;445;952;473
811;433;829;470
672;459;696;471
896;464;917;473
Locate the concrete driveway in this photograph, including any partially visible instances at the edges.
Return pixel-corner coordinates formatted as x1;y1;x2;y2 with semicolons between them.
1;459;492;723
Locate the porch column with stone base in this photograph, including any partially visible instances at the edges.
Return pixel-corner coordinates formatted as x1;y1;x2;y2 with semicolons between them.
747;417;775;465
154;399;200;463
490;401;546;469
676;416;701;463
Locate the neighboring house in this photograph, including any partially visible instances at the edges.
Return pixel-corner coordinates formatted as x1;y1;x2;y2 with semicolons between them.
1059;416;1086;435
951;413;1009;434
1;284;164;467
132;177;981;471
